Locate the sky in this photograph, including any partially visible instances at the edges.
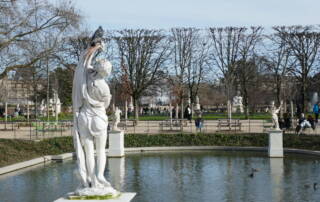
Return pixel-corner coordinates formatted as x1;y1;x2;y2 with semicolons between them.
72;0;320;30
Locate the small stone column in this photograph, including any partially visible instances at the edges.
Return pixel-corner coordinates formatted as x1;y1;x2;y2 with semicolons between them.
268;129;283;158
108;131;125;157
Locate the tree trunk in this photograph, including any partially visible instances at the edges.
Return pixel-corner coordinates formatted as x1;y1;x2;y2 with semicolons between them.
301;80;306;113
181;102;184;119
133;97;139;123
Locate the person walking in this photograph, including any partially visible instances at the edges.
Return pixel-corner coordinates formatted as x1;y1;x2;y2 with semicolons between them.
184;105;192;123
313;102;319;123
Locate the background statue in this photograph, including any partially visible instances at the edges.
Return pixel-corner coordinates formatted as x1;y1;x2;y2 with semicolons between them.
270;101;282;130
72;27;118;197
113;107;122;131
195;96;201;111
232;91;244;113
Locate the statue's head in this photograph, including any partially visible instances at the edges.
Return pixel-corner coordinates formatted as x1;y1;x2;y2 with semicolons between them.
96;59;112;78
271;101;275;107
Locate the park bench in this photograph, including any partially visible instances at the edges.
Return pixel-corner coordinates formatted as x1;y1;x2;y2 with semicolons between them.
118;119;137;129
159;119;187;131
217;119;241;131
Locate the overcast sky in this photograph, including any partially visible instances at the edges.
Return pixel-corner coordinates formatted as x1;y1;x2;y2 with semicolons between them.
74;0;319;29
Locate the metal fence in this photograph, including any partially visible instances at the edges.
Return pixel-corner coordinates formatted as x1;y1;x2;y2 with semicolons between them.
0;120;73;140
0;118;319;140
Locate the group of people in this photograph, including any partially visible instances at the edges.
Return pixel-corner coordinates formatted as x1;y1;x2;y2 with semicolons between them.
294;102;319;134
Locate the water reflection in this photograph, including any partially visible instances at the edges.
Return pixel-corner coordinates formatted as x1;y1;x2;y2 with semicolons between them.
270;158;284;202
0;151;319;202
108;157;125;190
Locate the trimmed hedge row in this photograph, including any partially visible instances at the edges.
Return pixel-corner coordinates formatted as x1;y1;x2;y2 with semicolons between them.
1;133;320;167
124;133;269;147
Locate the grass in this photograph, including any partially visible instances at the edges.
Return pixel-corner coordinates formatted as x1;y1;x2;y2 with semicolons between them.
69;193;120;200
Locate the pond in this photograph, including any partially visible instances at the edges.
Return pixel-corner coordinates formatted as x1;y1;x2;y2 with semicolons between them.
0;151;320;202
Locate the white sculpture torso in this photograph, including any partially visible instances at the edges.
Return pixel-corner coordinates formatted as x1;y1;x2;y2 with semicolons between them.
270;101;282;130
232;92;244;113
72;40;118;196
195;96;201;110
113;107;122;131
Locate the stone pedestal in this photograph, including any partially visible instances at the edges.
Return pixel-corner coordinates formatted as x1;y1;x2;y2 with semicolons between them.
54;192;136;202
108;131;124;157
268;129;283;158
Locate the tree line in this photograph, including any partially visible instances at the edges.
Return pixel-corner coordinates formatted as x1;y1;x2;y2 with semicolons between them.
1;0;320;120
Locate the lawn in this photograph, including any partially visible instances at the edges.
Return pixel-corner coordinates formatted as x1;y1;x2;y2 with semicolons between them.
127;112;272;121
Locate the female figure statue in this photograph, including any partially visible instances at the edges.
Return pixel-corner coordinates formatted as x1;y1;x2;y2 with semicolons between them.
72;27;117;196
270;101;282;130
113;107;122;131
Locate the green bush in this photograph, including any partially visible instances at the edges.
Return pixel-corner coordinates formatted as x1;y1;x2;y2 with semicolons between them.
124;133;268;147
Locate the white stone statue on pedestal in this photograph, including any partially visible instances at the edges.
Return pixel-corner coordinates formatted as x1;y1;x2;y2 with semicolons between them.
270;101;282;130
40;100;46;116
113;107;122;132
14;104;20;117
72;27;118;197
129;96;134;112
195;96;201;111
232;91;244;113
53;91;62;115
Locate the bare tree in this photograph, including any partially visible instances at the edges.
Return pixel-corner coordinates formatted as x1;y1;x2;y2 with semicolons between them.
207;27;246;119
0;0;81;78
274;25;320;112
169;28;207;117
186;33;210;107
264;33;292;105
114;29;170;121
235;27;263;117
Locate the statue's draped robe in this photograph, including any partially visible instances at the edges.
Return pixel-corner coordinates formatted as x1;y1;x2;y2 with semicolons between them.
72;50;111;186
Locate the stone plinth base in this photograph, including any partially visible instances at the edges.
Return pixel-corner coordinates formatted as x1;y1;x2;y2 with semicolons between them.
108;131;124;157
54;192;136;202
268;129;283;158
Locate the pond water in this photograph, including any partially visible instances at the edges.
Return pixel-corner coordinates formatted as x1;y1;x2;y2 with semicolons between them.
0;151;320;202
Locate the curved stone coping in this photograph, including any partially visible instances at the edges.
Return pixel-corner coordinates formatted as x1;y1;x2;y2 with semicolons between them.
0;153;76;175
0;156;52;175
124;146;267;153
125;146;320;157
1;146;320;175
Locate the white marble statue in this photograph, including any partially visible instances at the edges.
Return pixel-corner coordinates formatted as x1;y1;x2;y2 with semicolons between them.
129;96;134;112
53;91;61;115
40;100;46;116
14;104;20;117
195;96;201;111
72;27;118;197
113;107;122;131
232;91;244;113
270;101;282;130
